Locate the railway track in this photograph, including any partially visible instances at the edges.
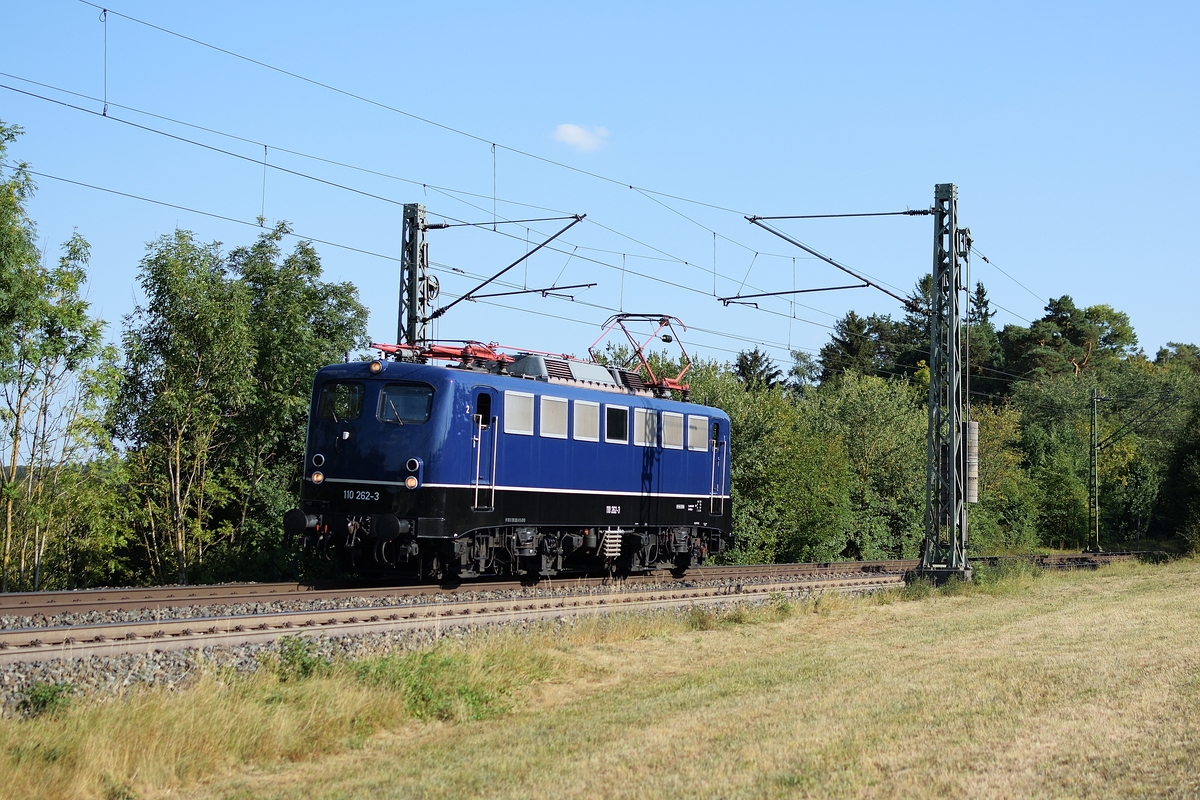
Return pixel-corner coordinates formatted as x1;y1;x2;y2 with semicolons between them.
0;552;1149;666
0;560;917;619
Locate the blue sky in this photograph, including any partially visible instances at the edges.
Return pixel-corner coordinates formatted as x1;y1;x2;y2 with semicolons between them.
2;0;1196;369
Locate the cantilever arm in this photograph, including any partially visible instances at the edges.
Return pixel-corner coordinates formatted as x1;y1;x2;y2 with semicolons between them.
426;215;585;322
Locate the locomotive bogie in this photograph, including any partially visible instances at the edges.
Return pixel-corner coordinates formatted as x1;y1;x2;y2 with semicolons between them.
285;356;732;580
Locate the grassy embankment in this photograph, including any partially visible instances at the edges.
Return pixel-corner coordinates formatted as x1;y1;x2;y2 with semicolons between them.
3;558;1199;799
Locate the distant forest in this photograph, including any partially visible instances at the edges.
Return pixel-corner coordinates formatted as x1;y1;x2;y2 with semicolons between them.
3;120;1199;591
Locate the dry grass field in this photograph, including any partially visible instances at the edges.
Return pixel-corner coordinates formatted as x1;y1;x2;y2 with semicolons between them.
4;559;1199;799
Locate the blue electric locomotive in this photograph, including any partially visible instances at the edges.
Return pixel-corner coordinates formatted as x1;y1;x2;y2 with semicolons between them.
284;342;733;579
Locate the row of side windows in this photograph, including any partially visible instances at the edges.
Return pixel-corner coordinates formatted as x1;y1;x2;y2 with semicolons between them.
501;390;708;451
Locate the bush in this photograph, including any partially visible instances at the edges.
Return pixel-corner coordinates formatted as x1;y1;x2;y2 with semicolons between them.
275;635;329;681
18;682;74;718
351;649;504;721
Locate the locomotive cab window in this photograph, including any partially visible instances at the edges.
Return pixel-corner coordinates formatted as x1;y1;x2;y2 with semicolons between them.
377;383;434;424
574;400;600;442
633;407;658;447
687;414;709;452
317;381;364;421
605;405;629;445
540;396;568;439
503;391;535;435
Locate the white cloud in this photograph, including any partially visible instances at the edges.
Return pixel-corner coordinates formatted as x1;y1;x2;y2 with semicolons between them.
552;123;609;152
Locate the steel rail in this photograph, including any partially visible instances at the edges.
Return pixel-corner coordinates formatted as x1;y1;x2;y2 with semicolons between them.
0;572;904;665
0;561;915;617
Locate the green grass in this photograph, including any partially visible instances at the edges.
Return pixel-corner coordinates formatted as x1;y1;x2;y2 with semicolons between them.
4;559;1199;799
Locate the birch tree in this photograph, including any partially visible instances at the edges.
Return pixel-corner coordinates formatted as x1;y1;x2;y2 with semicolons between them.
0;122;109;591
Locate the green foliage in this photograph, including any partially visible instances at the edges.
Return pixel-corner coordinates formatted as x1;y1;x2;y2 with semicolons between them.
693;361;923;563
734;347;782;391
767;591;792;618
115;230;253;584
973;558;1043;586
999;296;1138;380
114;225;367;584
351;649;505;721
900;577;935;601
274;635;330;682
0;120;113;592
690;363;852;563
802;373;925;559
18;682;74;718
968;404;1040;553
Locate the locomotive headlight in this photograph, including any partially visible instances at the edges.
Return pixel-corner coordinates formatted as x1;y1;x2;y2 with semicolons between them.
404;475;419;490
369;359;384;374
311;471;325;484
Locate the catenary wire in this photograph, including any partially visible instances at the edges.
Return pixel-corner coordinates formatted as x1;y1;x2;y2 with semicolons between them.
0;73;820;271
0;162;809;366
1;72;937;328
970;244;1046;305
75;0;755;219
0;76;832;316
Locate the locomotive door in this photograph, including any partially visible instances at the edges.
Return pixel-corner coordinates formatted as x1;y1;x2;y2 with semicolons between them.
471;388;498;512
709;422;727;516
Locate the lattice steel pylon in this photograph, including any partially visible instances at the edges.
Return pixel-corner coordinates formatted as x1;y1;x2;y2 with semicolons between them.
919;184;973;582
398;203;433;347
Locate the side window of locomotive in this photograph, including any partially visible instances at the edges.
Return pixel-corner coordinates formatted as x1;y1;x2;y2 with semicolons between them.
503;391;535;435
377;383;434;424
540;396;568;439
633;407;658;447
687;414;709;452
661;412;684;450
605;405;629;445
317;381;364;421
573;400;600;442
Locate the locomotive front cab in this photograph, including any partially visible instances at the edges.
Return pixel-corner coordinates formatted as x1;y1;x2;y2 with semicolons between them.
285;362;442;570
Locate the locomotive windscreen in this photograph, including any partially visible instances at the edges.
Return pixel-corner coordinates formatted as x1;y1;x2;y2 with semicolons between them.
317;381;364;421
378;383;434;424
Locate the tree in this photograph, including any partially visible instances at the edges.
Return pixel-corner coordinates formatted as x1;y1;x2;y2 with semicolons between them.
734;347;782;391
967;403;1039;553
818;311;876;381
785;349;820;395
966;282;1006;399
0;121;111;591
1156;342;1200;376
688;362;851;564
803;374;926;559
1000;296;1139;380
115;230;254;584
114;225;369;585
207;224;367;578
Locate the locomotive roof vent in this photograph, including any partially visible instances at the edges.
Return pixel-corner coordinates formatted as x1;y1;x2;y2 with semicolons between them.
611;368;648;392
509;355;621;385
